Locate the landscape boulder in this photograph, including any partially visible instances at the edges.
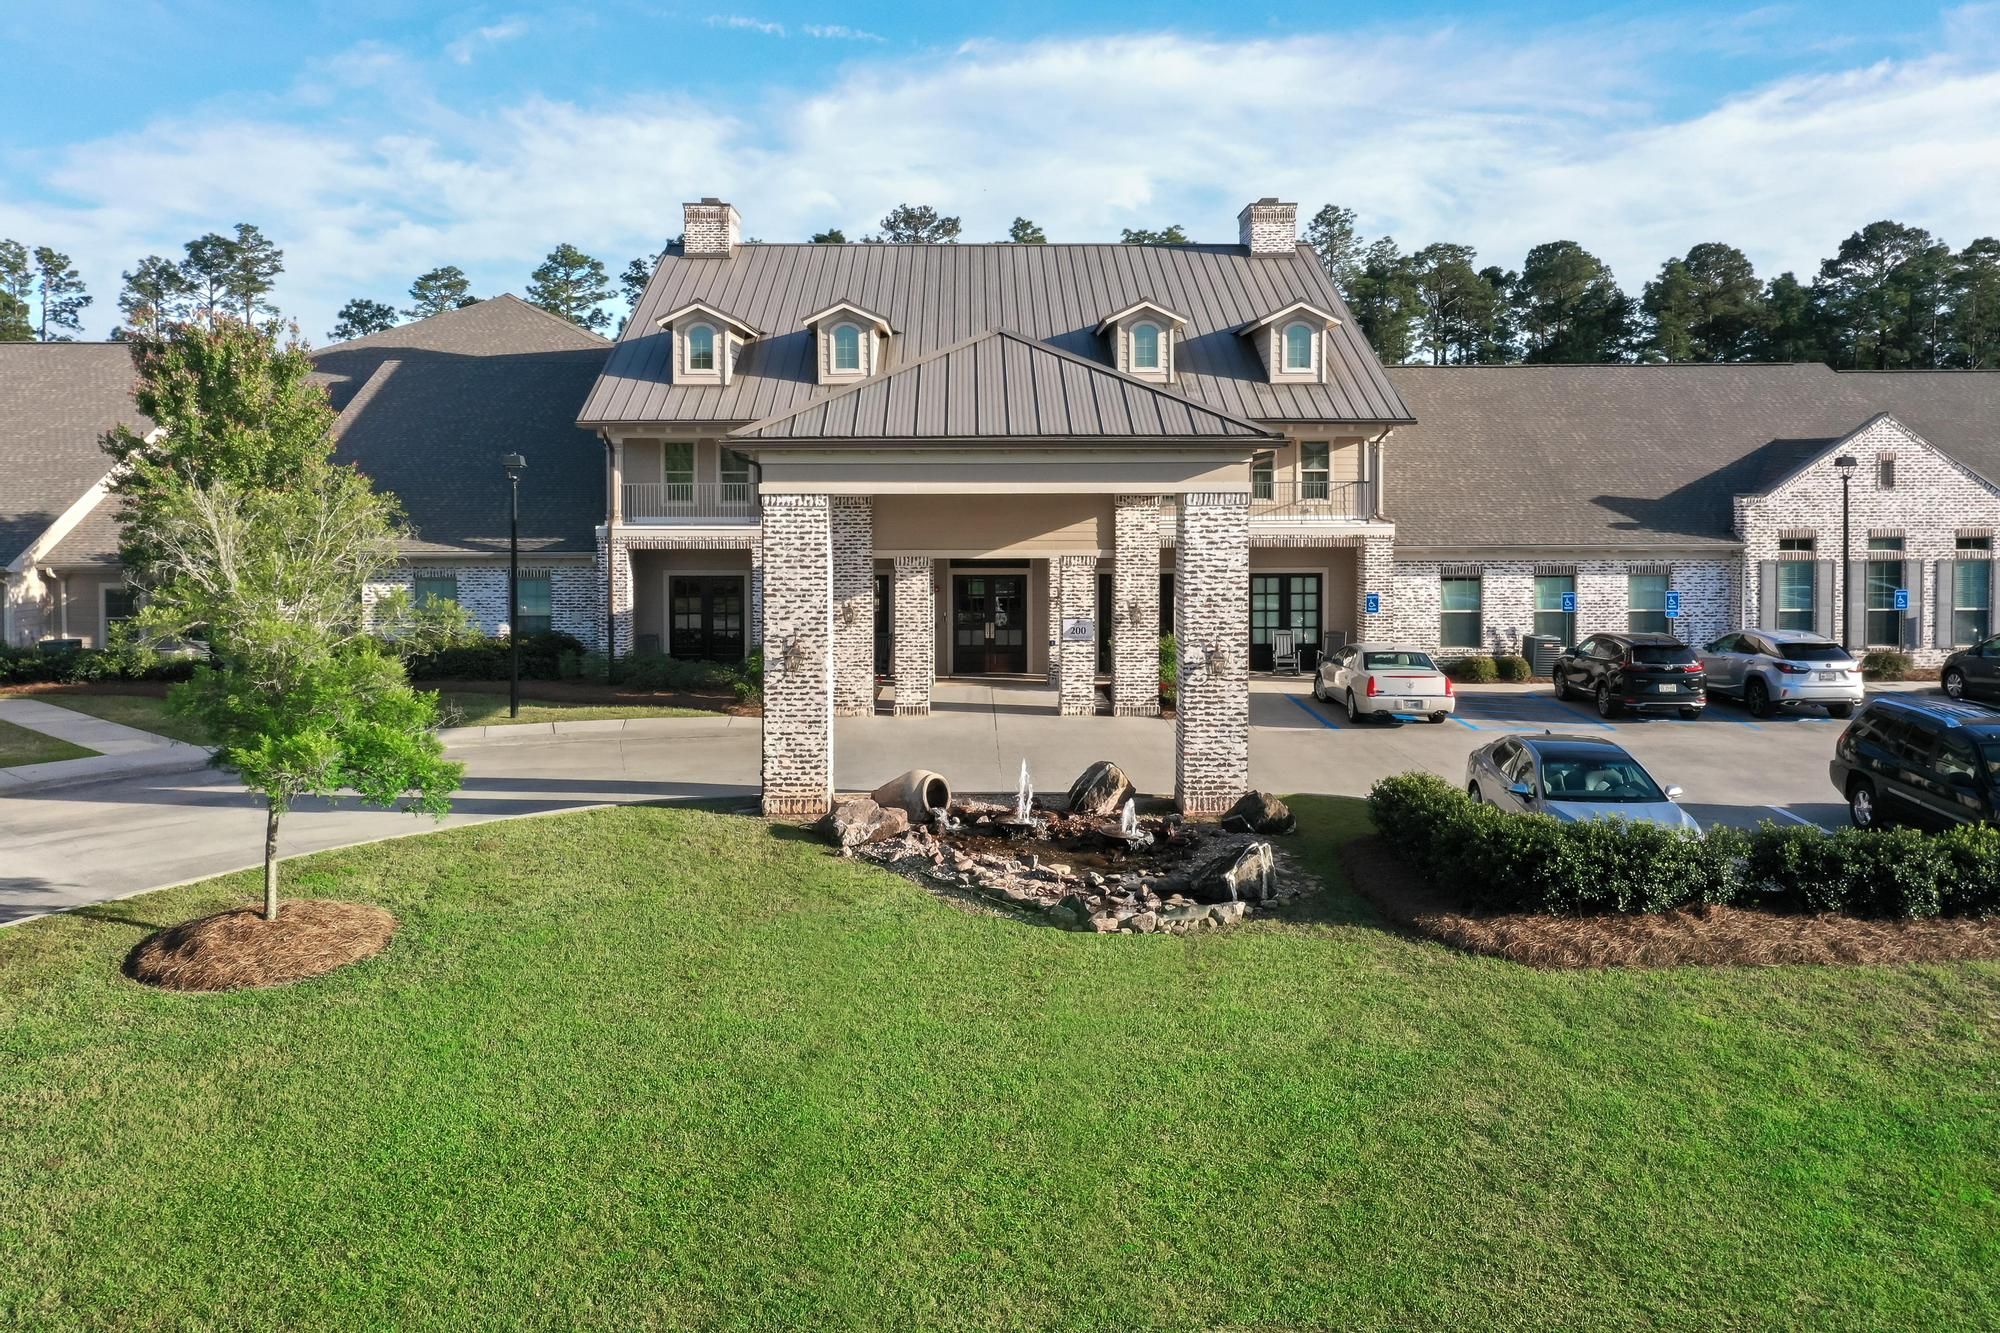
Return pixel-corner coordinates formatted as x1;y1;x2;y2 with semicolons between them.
1191;841;1276;905
819;797;909;851
1066;760;1135;818
1221;791;1296;836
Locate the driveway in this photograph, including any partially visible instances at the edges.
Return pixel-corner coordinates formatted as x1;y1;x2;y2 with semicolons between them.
0;678;1914;925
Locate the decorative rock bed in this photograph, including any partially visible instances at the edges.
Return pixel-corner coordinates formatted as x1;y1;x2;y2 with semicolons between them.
821;764;1311;933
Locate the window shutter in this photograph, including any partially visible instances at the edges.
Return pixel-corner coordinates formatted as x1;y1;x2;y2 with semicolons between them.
1936;560;1956;649
1903;560;1923;652
1814;561;1836;639
1990;559;2000;631
1846;560;1867;648
1758;561;1779;628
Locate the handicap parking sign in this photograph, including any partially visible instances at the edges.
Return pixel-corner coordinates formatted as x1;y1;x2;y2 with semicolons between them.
1894;587;1909;611
1560;591;1577;614
1364;591;1380;615
1663;589;1681;619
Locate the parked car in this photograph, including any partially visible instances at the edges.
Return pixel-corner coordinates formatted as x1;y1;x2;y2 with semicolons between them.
1698;628;1861;718
1830;697;2000;829
1464;733;1698;830
1551;632;1705;719
1940;634;2000;701
1312;642;1454;723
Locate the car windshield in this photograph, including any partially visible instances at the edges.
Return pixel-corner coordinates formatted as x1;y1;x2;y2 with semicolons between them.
1536;750;1667;803
1630;645;1697;665
1778;642;1852;663
1363;651;1436;670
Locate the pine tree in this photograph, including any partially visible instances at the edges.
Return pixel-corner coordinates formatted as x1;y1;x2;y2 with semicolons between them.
223;223;284;324
1816;221;1952;369
329;298;400;341
32;247;91;341
119;255;196;337
525;243;615;330
1304;204;1364;294
1946;238;2000;369
180;232;235;326
1007;217;1046;244
873;204;961;243
1346;237;1419;364
1757;272;1824;362
1510;241;1633;363
1119;224;1189;245
809;228;848;244
0;240;33;341
1407;243;1501;365
404;266;475;319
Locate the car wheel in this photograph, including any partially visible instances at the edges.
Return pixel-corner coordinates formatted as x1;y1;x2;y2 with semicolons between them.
1310;674;1324;702
1679;706;1701;720
1596;682;1620;719
1828;703;1854;719
1745;677;1772;718
1553;670;1570;701
1944;668;1967;700
1848;778;1878;830
1431;711;1449;724
1468;782;1483;803
1344;690;1358;722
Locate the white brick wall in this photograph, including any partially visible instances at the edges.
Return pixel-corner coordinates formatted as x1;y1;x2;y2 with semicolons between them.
892;556;934;716
1388;558;1735;657
366;560;596;641
831;497;875;716
1112;495;1161;716
1049;553;1099;716
760;494;834;817
1175;493;1251;816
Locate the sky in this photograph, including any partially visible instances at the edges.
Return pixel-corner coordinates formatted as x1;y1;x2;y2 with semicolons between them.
4;0;1999;342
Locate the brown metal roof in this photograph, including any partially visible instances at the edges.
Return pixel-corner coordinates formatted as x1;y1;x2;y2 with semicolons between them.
580;242;1412;429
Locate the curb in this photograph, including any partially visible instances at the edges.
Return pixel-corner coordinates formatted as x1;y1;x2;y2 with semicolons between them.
0;749;214;796
439;714;752;747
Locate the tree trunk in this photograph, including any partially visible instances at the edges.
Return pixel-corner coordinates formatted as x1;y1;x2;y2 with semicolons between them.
263;802;281;922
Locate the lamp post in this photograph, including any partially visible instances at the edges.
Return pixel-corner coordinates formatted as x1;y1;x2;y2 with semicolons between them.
502;452;527;718
1835;452;1858;650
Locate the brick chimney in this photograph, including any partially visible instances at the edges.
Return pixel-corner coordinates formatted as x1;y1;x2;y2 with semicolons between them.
1237;198;1297;256
682;198;742;257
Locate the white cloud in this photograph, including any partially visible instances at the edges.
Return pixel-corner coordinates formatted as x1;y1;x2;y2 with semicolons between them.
444;18;529;65
804;25;884;41
706;15;785;37
7;17;2000;341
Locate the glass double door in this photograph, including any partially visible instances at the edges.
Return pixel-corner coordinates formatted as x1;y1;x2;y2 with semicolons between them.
669;576;745;661
952;574;1028;675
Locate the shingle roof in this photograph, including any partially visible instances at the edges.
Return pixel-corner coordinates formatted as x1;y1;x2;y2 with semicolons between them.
732;329;1277;443
0;343;146;566
1383;363;2000;551
581;242;1412;428
315;293;607;414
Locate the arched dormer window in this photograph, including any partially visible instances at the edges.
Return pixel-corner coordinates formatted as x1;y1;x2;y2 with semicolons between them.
1283;322;1314;372
832;323;862;372
1131;322;1161;370
686;324;716;372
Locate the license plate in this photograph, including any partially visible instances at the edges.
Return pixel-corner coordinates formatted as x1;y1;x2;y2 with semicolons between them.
1655;683;1676;693
1815;671;1839;682
1402;699;1424;710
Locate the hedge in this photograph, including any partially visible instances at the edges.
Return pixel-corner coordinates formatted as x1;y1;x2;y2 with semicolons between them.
0;645;197;686
404;632;591;682
1366;771;2000;919
1861;650;1914;680
1446;655;1500;684
1494;655;1531;682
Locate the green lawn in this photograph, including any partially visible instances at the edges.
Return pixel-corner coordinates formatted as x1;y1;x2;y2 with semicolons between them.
433;690;715;727
0;717;95;767
34;692;211;746
2;798;1997;1329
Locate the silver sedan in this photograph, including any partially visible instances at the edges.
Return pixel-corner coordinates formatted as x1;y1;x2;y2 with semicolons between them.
1464;733;1699;831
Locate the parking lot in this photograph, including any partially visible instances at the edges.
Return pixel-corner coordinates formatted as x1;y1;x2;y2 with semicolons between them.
1247;678;1953;832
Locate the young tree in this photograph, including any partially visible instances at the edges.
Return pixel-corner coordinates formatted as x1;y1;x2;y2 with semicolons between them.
1510;240;1633;363
329;298;400;341
405;265;476;319
31;247;90;340
1007;217;1047;244
1304;203;1365;294
526;243;615;331
119;255;196;337
0;240;33;340
809;227;848;244
1119;224;1189;245
874;204;961;243
223;223;285;324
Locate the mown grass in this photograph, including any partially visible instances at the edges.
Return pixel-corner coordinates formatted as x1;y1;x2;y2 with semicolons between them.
2;796;1997;1330
433;690;713;727
0;717;96;767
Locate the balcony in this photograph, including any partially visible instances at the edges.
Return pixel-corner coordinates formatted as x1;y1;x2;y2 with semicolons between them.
1160;480;1377;524
622;480;758;524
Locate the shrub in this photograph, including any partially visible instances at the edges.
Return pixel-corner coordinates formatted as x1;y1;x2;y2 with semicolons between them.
1159;634;1178;692
1861;650;1913;680
1745;822;1954;917
1494;655;1531;682
1447;655;1499;684
1936;824;2000;916
404;632;589;682
616;652;739;693
0;644;196;686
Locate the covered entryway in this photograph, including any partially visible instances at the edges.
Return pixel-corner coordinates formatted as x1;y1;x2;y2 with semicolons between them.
951;570;1030;674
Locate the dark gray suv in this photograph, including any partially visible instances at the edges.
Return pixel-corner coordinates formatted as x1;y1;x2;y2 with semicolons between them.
1940;635;2000;702
1830;697;2000;829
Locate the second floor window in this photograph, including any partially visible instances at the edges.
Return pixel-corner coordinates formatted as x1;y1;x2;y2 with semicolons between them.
720;448;752;501
1251;453;1274;500
686;324;715;372
663;441;695;500
832;324;861;371
1283;322;1314;371
1132;322;1161;370
1300;441;1330;501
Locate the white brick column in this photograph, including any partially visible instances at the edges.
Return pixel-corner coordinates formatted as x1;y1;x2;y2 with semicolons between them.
893;556;935;716
1175;492;1251;816
1112;496;1162;716
760;493;834;817
748;540;764;648
831;496;875;717
1049;554;1099;716
607;536;635;658
1357;534;1394;644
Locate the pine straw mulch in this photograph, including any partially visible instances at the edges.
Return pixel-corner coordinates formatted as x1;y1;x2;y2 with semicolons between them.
125;900;397;991
1340;834;2000;969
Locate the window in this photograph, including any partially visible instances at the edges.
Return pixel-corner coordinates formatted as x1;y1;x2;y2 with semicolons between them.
832;323;862;372
515;572;552;636
1628;572;1669;635
1776;535;1815;633
1440;574;1482;649
1131;322;1161;370
1299;441;1330;501
685;323;715;372
663;441;695;503
669;575;745;662
1956;536;1992;645
1249;574;1321;669
1251;453;1274;501
1283;322;1314;371
414;575;458;607
103;586;138;640
1533;574;1574;642
1878;454;1896;490
1867;535;1904;647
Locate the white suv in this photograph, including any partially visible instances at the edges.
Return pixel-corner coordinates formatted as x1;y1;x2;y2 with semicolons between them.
1698;629;1863;718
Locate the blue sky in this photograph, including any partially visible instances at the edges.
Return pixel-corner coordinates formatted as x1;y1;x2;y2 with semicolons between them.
4;1;1998;340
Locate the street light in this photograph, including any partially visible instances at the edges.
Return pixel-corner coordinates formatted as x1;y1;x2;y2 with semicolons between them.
502;452;527;718
1835;453;1858;650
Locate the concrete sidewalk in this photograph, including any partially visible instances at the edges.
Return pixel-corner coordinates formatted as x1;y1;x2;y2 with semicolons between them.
0;698;212;793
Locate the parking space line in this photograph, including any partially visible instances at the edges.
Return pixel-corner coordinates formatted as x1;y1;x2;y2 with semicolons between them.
1284;695;1343;730
1447;714;1481;729
1764;805;1817;827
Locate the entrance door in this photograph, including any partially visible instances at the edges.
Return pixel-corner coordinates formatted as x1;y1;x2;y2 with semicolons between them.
669;576;746;661
952;574;1029;674
1249;574;1322;671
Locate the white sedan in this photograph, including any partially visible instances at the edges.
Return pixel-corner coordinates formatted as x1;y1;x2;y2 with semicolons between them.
1312;643;1455;723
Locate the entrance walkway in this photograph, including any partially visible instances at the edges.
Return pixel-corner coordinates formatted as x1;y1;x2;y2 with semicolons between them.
0;698;211;793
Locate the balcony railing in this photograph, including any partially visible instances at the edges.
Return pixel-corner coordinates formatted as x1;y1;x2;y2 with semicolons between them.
1160;480;1375;523
621;480;758;523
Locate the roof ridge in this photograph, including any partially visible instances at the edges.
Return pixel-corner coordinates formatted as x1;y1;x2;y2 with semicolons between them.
315;292;609;355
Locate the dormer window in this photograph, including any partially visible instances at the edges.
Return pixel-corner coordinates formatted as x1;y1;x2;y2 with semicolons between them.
1095;300;1187;382
1239;301;1341;384
1283;322;1314;372
659;301;761;386
1132;322;1161;370
832;323;862;372
802;300;893;385
687;324;716;372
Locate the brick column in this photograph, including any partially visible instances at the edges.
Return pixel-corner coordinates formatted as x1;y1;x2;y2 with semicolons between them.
893;556;935;716
760;493;834;817
1049;554;1099;715
1112;496;1162;716
1174;492;1250;816
607;536;635;658
748;540;765;648
831;497;875;717
1357;534;1394;643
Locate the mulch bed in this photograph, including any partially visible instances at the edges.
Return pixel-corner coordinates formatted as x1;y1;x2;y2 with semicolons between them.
0;682;173;699
1340;834;2000;969
415;678;757;716
126;900;397;991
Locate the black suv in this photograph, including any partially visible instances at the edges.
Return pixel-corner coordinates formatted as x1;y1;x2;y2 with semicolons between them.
1552;632;1706;719
1830;697;2000;829
1940;634;2000;702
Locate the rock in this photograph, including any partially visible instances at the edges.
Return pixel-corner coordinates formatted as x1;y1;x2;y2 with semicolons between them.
1087;911;1122;933
1210;901;1248;926
1124;910;1158;934
1191;842;1275;905
1065;761;1135;818
1221;791;1296;835
819;797;909;851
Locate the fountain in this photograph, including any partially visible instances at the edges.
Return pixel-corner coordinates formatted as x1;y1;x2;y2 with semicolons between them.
1118;798;1139;839
1013;759;1033;825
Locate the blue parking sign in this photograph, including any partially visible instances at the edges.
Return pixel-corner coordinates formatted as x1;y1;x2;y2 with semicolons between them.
1364;591;1381;615
1664;589;1682;619
1894;587;1909;611
1560;591;1577;614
